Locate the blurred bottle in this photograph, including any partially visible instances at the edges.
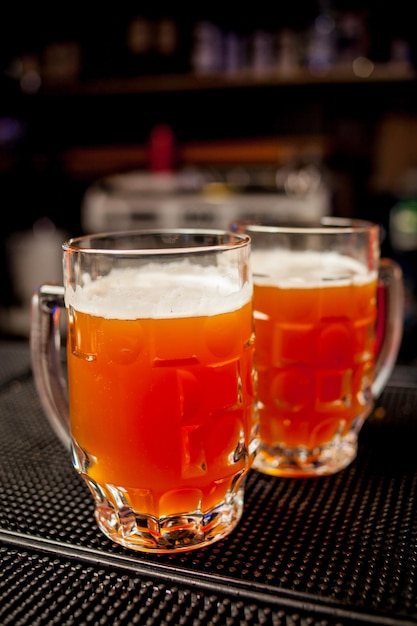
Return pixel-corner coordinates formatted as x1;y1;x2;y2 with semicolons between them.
223;30;247;74
154;17;180;74
276;29;301;75
191;21;224;74
337;10;369;66
306;0;337;75
125;15;156;75
250;29;275;75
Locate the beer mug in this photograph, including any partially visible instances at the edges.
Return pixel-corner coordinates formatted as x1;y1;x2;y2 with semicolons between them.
30;229;259;553
231;218;403;477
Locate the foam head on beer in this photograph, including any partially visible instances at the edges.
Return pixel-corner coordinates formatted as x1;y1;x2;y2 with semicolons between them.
66;258;253;319
250;249;377;288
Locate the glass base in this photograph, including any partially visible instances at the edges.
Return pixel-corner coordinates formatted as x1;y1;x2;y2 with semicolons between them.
252;433;358;478
92;489;244;553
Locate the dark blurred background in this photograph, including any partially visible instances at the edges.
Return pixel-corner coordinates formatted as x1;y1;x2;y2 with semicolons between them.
1;1;417;359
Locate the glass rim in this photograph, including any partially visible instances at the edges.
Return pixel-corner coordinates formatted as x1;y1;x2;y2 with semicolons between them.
62;228;251;255
231;217;379;235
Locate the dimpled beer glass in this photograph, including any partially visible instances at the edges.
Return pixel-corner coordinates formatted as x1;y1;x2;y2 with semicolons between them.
232;218;403;477
30;230;258;552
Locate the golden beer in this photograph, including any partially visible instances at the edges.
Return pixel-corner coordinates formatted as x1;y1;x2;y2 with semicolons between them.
252;250;378;476
66;264;258;545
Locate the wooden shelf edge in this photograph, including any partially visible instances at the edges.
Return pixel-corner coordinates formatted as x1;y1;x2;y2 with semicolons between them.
60;136;329;180
40;63;416;96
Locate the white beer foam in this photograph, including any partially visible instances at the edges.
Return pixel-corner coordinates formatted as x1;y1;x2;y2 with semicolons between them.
251;250;377;288
66;260;252;319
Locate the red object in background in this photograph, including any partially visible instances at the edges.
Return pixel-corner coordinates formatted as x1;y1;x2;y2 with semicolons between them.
147;123;176;172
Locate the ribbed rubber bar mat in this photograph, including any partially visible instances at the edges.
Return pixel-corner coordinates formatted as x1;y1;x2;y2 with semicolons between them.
1;340;416;625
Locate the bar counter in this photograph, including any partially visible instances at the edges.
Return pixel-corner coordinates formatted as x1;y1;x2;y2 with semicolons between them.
1;338;416;625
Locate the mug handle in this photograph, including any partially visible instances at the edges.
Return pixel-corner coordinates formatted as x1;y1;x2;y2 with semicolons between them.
373;258;404;398
30;284;70;448
30;259;403;450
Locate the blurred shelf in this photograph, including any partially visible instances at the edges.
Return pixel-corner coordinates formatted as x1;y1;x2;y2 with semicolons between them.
39;63;416;97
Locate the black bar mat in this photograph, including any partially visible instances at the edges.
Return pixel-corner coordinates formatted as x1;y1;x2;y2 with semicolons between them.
1;341;416;625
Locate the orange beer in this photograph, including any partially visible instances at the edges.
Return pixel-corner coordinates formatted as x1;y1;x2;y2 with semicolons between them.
67;267;257;521
252;250;378;476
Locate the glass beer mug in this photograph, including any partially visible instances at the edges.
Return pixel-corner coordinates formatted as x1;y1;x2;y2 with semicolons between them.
232;217;404;478
30;229;259;553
